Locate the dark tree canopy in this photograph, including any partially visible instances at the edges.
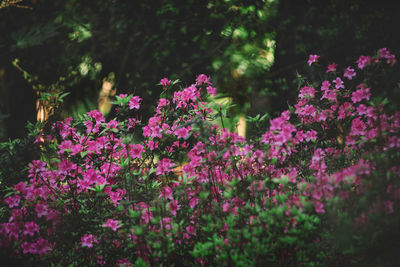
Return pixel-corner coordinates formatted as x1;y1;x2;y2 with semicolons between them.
0;0;399;139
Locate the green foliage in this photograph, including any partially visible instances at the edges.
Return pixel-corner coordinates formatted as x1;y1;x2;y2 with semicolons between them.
0;136;37;197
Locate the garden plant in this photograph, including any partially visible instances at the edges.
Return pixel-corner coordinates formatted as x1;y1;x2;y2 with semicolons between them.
1;48;400;266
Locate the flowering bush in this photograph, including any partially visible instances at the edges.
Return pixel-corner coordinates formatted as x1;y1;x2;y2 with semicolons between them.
1;48;400;266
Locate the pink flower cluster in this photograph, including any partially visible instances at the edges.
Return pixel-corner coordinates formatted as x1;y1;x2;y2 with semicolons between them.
1;52;399;266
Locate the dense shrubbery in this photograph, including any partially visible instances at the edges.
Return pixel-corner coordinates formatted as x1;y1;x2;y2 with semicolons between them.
1;49;400;266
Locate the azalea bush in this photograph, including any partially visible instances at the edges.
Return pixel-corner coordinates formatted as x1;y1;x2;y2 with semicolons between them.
1;48;400;266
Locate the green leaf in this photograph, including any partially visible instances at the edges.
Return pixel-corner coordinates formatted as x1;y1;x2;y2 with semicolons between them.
129;209;140;218
172;79;180;85
278;235;298;245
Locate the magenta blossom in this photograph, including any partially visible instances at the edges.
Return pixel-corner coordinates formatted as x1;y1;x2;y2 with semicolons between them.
168;199;181;216
326;63;338;73
189;196;199;209
4;195;21;208
159;186;173;200
81;233;98;248
206;86;217;96
156;158;175;175
307;54;320;66
21;238;52;255
23;222;39;237
195;74;210;86
351;87;371;103
343;66;356;80
160;77;171;87
333;77;344;89
350;117;367;136
299;86;316;98
128;144;145;159
128;96;141;110
321;80;331;91
116;258;132;267
356;56;372;69
88;109;105;123
186;225;196;235
174;126;191;139
103;219;120;231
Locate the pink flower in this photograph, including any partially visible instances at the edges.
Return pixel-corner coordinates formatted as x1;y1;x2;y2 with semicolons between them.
97;255;106;266
82;169;100;185
304;130;318;142
4;195;21;208
160;78;171;87
343;66;356;80
58;140;73;154
186;225;196;235
174;126;191;139
189;196;199;209
206;86;217;96
128;96;141;110
22;238;51;255
356;104;368;116
103;219;120;231
107;119;118;129
156;158;175;175
220;202;229;212
58;159;76;175
326;63;337;73
385;54;397;65
299;86;316;98
156;98;170;113
351;87;370;103
1;222;19;240
168;199;181;216
302;104;317;117
116;258;132;267
310;148;326;173
338;102;353;119
378;48;397;65
108;189;126;206
113;239;121;248
13;181;27;193
160;217;172;230
333;77;344;89
35;203;49;218
146;140;159;151
23;222;39;237
159;186;173;200
196;74;210;86
141;209;153;224
350;117;367;136
70;144;82;155
307;54;320;66
312;190;323;200
356;56;372;69
321;89;337;102
128;144;145;159
269;117;285;131
378;48;390;58
313;201;325;214
88;109;105;123
81;233;97;248
321;80;331;91
33;238;52;255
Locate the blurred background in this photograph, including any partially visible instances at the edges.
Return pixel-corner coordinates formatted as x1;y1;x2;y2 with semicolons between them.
0;0;399;140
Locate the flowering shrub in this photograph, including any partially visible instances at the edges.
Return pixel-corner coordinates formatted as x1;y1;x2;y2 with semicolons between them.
1;48;400;266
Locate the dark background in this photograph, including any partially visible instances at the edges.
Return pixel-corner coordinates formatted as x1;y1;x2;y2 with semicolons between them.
0;0;399;139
